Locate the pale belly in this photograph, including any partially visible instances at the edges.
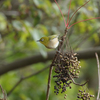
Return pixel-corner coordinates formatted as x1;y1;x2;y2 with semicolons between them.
45;38;59;49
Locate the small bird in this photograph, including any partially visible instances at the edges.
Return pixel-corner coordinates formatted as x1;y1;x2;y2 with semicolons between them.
37;35;59;49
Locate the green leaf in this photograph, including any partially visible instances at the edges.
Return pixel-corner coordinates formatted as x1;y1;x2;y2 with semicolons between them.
12;20;23;31
93;33;99;44
36;24;48;35
0;12;7;31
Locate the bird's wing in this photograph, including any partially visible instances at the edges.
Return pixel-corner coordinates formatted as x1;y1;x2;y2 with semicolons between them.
49;35;58;40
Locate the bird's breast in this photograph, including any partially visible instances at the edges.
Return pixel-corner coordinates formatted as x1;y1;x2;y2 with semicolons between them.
45;38;59;49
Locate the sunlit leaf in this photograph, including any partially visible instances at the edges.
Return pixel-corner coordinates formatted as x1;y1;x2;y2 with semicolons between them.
12;20;23;31
36;24;48;35
93;33;99;44
0;13;7;31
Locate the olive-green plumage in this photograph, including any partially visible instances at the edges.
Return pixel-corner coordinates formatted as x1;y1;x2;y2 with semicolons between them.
37;35;59;49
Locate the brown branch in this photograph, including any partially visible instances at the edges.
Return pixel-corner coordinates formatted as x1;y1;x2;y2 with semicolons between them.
68;72;88;86
46;64;53;100
0;47;100;76
0;85;7;100
0;52;54;76
95;53;100;100
7;65;49;96
46;28;68;100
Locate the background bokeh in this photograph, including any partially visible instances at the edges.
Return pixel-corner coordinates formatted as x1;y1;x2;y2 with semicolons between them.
0;0;100;100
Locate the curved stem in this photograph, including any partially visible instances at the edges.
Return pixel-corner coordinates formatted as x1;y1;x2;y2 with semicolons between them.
68;17;100;29
95;53;100;100
54;0;67;27
68;0;90;26
66;0;72;27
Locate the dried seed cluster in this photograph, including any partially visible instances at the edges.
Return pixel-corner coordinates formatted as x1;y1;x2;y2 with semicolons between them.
77;90;94;100
53;52;81;95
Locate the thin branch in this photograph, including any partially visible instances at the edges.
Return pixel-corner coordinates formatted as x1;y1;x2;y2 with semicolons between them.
46;28;68;100
46;64;53;100
68;72;88;86
68;0;90;26
0;85;7;100
66;0;72;27
95;53;100;100
54;0;67;27
68;17;100;29
7;65;49;96
68;12;80;38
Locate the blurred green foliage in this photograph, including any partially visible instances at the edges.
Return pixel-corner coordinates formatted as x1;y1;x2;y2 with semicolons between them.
0;0;100;100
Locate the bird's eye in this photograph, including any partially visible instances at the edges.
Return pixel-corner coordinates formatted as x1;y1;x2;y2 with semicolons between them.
41;39;44;41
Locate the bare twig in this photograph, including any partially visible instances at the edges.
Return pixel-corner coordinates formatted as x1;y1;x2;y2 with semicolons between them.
0;85;7;100
68;72;88;86
95;53;100;100
7;65;49;96
46;64;53;100
46;28;68;100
